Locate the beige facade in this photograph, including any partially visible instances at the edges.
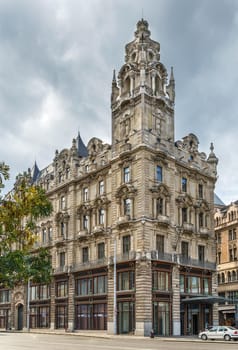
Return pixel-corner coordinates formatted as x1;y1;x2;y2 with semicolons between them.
0;19;218;336
215;201;238;326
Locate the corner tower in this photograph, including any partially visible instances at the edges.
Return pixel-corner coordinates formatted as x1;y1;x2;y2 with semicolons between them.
111;19;175;155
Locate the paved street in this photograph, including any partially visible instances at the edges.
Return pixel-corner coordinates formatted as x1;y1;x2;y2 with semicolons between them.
0;333;238;350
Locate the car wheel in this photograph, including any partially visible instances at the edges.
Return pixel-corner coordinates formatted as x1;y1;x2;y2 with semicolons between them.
224;334;231;341
201;334;207;340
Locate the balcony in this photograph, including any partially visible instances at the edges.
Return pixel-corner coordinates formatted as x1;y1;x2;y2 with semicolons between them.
72;257;108;272
54;265;70;275
199;227;210;238
177;255;216;270
92;225;106;237
151;250;175;263
116;215;130;228
157;215;170;226
182;222;194;233
109;251;136;264
77;230;88;241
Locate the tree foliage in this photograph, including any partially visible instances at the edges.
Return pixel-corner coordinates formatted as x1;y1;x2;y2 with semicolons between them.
0;166;53;287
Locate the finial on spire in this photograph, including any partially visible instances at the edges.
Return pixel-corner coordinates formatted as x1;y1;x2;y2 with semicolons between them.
170;66;175;83
112;69;116;83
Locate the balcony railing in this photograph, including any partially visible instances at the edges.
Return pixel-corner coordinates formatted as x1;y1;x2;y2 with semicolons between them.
72;257;108;272
177;255;216;270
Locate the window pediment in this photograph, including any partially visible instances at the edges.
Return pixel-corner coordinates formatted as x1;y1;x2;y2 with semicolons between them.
55;211;70;222
176;194;193;207
115;184;137;199
76;204;92;216
150;183;170;197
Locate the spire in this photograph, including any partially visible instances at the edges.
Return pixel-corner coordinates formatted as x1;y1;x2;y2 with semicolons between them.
134;18;151;41
31;161;40;183
170;66;175;84
77;132;88;158
207;142;218;165
112;69;116;85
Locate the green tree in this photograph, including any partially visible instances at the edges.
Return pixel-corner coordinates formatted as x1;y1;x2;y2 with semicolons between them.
0;167;53;287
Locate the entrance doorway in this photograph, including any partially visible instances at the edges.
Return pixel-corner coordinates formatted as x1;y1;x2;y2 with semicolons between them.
17;304;23;330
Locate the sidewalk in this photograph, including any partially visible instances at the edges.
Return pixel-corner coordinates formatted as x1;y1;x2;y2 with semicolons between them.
5;328;201;342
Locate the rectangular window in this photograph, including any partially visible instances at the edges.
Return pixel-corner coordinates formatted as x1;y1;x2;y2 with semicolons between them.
42;228;47;243
39;284;50;300
56;281;68;298
124;198;131;216
180;275;185;293
76;278;92;296
181;241;189;259
203;278;209;295
188;276;200;293
59;252;65;267
152;271;169;291
0;290;10;303
156;165;163;182
199;213;204;228
229;248;233;262
82;247;89;263
198;245;205;262
83;188;88;202
181;207;188;223
98;242;105;260
229;229;236;241
117;271;134;291
156;198;163;215
99;209;105;225
182;177;187;192
99;180;104;195
123;235;130;255
83;215;89;230
123;167;130;183
198;184;203;198
94;275;107;294
156;235;164;253
48;227;52;241
60;196;66;210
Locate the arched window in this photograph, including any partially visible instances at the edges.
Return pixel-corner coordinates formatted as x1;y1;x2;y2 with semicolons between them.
228;271;232;282
221;273;225;283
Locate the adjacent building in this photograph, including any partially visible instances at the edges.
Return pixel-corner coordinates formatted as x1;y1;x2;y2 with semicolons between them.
215;200;238;326
0;19;219;336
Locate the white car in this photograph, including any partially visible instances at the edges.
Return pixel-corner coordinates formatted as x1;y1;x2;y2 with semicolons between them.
199;326;238;341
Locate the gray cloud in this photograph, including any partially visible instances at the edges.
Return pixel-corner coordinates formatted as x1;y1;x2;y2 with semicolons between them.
0;0;237;204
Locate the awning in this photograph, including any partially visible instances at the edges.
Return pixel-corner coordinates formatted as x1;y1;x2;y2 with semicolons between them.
181;296;230;304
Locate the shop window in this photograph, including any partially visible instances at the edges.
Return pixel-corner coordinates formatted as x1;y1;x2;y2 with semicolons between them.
152;271;169;291
55;305;67;329
117;271;134;291
56;281;68;298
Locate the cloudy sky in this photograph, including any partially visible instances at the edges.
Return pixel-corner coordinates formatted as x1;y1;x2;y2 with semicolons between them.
0;0;237;204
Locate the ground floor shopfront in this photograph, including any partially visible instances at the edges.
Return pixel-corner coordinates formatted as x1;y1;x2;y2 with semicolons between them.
0;260;218;336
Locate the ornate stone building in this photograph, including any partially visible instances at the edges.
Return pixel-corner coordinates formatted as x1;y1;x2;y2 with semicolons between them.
215;200;238;326
0;19;219;336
